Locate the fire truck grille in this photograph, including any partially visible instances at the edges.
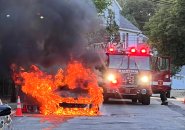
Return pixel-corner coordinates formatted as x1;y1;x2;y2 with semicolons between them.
122;73;137;85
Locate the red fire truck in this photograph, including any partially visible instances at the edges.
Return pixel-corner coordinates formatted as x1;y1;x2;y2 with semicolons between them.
98;44;171;105
151;56;171;98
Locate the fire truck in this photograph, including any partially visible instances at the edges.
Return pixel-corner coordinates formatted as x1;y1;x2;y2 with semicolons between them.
151;56;171;98
98;44;171;105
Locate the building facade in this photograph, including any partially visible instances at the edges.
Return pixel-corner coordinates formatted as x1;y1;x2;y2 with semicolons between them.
101;0;146;49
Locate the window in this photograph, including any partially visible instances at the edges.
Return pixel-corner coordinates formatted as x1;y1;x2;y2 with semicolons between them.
122;33;126;43
129;56;151;70
109;55;128;69
157;58;169;71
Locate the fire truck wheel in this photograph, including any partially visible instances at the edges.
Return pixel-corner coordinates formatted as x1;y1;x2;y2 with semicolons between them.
132;98;137;103
166;91;171;98
141;95;150;105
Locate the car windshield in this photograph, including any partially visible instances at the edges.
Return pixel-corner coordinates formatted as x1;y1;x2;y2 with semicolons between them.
109;55;128;69
129;56;151;70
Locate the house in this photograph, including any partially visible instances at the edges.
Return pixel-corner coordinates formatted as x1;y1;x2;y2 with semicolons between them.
95;0;184;90
101;0;146;48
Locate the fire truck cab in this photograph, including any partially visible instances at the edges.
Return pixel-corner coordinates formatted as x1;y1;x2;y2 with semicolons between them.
100;45;153;105
151;56;171;98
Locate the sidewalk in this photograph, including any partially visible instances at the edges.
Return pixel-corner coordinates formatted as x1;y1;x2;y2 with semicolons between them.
169;89;185;110
168;98;185;110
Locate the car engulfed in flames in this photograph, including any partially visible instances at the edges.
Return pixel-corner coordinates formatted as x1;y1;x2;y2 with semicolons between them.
12;62;103;116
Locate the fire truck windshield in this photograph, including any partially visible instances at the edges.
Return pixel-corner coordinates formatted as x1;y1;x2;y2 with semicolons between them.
109;55;128;69
130;56;151;70
108;55;151;70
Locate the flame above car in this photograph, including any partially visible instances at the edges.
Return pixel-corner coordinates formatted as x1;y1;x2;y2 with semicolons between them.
12;62;103;116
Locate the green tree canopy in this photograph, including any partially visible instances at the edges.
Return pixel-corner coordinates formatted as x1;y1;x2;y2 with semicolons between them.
145;0;185;73
119;0;156;31
92;0;111;14
91;0;119;43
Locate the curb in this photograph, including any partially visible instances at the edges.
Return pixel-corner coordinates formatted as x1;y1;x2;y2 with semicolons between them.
168;98;185;110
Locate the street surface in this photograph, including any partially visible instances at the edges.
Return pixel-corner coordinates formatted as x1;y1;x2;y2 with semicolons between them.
6;97;185;130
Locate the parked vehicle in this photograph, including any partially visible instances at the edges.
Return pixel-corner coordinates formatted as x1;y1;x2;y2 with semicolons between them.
98;43;171;104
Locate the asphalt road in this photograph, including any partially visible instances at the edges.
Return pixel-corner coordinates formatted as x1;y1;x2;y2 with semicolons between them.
6;97;185;130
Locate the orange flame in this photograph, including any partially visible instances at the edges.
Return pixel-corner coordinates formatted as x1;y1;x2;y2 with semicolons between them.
12;62;103;116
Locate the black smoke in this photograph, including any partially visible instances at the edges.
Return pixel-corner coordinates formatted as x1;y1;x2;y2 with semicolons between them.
0;0;99;77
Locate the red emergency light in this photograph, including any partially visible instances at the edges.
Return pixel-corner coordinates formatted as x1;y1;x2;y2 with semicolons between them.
130;47;137;53
140;48;147;54
110;79;119;87
108;47;114;52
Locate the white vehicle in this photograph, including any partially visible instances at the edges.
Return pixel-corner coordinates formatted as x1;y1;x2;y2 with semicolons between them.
0;104;12;129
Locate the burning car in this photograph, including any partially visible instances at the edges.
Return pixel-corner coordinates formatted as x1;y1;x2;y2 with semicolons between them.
57;79;96;108
12;62;103;116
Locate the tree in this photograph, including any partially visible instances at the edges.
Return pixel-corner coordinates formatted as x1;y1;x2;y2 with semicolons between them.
92;0;111;14
145;0;185;74
118;0;156;31
86;0;110;45
106;9;119;37
88;1;119;44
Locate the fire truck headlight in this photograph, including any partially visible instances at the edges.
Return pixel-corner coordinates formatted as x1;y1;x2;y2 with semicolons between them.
107;73;118;84
107;74;116;81
140;76;149;83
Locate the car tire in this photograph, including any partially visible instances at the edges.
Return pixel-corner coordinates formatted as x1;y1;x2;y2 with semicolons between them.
142;95;150;105
90;104;99;114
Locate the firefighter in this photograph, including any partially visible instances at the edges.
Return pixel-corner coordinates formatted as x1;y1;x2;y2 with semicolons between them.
160;91;168;105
